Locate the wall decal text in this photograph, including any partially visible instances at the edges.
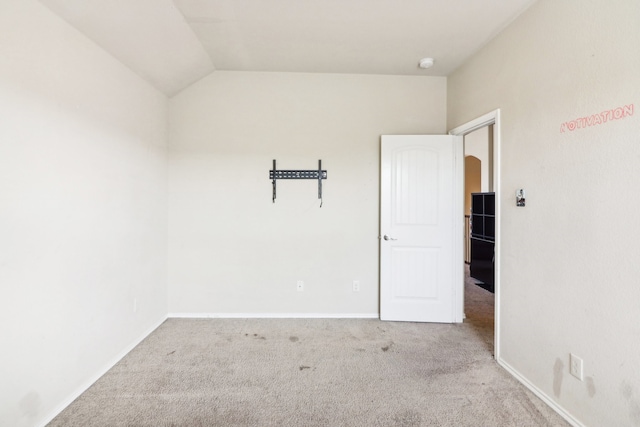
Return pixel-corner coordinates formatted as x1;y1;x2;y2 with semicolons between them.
560;104;634;133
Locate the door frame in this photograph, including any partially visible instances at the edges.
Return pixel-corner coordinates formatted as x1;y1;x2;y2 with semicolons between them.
449;109;501;360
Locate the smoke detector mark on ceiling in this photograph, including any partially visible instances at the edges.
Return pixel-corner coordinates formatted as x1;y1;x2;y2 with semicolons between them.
419;58;434;69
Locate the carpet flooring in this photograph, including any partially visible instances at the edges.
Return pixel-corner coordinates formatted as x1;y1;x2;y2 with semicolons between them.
48;270;570;426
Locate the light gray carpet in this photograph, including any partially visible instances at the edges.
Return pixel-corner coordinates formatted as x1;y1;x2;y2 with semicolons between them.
48;271;569;426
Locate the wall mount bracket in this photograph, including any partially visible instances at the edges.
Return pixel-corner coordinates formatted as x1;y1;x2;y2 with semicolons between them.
270;159;327;206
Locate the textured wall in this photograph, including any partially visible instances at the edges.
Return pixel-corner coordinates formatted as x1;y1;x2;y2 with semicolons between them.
448;1;640;425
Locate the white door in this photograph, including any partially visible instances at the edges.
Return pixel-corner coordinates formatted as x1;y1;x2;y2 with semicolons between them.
380;135;463;323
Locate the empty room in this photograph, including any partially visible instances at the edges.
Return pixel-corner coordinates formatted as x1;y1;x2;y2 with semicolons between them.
1;1;639;426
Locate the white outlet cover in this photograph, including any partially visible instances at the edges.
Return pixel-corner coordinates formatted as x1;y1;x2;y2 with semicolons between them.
570;353;584;381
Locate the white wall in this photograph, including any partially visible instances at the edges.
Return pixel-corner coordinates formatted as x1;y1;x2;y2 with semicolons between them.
168;71;446;316
448;1;640;426
0;2;168;426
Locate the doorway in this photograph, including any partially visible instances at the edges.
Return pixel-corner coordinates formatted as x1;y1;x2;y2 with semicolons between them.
450;110;501;360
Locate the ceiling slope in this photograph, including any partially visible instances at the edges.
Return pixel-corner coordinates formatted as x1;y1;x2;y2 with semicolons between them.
39;0;536;96
174;0;536;77
40;0;215;96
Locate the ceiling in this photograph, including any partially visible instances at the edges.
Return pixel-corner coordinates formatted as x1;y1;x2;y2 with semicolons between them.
39;0;536;96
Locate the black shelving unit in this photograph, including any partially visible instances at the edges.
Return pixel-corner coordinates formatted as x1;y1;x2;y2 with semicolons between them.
470;192;495;293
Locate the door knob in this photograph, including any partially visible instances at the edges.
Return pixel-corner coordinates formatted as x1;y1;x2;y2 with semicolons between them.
383;235;397;241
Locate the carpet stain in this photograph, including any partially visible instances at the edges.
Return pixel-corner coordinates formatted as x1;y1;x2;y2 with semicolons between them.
381;341;394;352
166;350;176;356
299;365;311;371
289;336;299;342
553;358;564;398
250;333;266;340
392;409;421;426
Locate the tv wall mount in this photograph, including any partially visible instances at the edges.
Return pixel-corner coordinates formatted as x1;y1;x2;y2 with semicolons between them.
270;159;327;206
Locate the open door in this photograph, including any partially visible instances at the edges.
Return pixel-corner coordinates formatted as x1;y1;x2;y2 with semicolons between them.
380;135;463;323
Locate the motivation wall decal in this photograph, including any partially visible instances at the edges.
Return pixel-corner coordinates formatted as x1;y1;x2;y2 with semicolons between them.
560;103;634;133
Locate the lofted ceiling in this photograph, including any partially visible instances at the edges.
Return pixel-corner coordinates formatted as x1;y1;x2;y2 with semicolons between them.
39;0;536;96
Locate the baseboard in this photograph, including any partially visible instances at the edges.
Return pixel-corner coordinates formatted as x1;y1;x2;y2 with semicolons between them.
38;315;168;427
497;358;585;427
168;312;380;319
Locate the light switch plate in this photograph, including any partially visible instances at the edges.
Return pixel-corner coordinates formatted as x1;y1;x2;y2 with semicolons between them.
516;189;526;207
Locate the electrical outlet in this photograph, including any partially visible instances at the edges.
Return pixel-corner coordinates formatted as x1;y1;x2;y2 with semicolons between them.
352;280;360;292
297;280;304;292
570;353;584;381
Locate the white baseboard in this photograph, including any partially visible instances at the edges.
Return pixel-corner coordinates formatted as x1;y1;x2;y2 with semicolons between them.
38;315;167;427
497;358;585;427
168;312;380;319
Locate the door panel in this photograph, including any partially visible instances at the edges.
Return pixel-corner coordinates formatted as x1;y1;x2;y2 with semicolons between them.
392;247;438;298
380;135;463;323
